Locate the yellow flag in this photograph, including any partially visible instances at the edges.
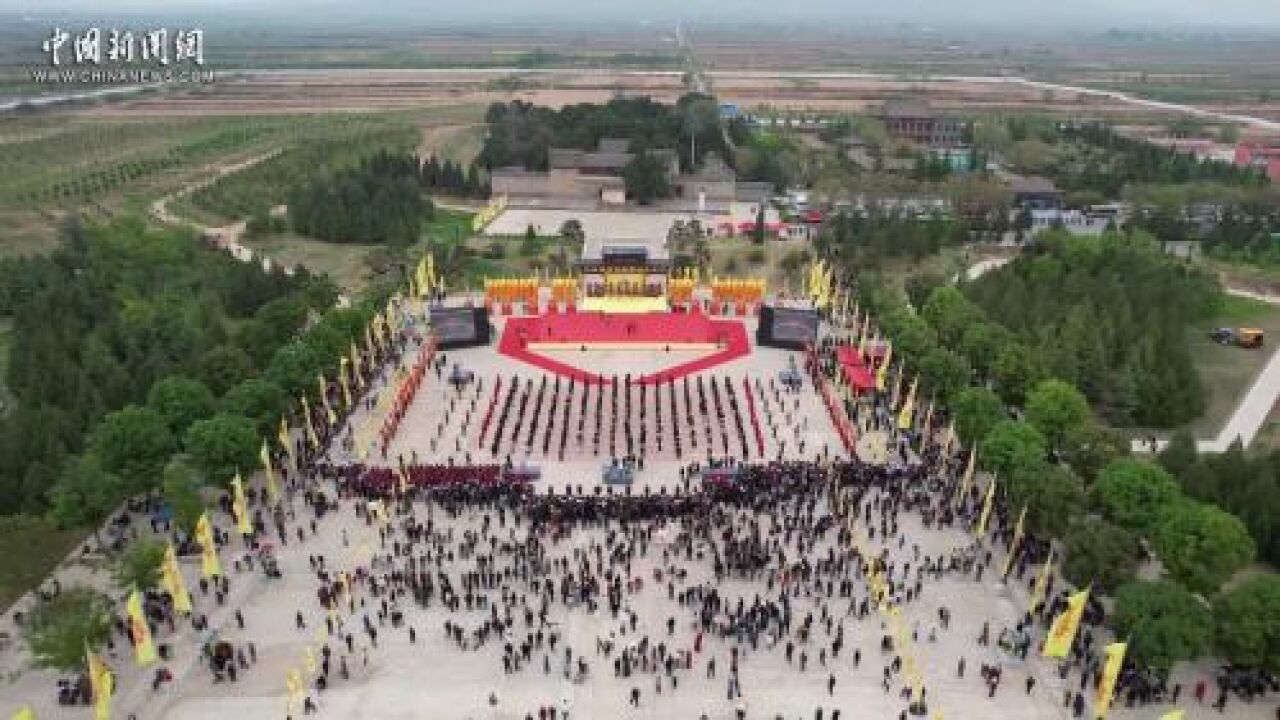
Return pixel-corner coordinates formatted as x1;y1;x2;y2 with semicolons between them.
976;476;997;537
897;377;917;430
1159;712;1185;720
126;588;157;666
277;417;295;471
195;512;222;578
318;374;337;425
10;706;35;720
1043;588;1090;658
350;342;364;389
301;395;319;450
286;667;306;706
162;542;192;615
955;449;977;505
338;358;353;409
1094;642;1128;718
260;441;279;504
875;344;891;391
1029;548;1054;613
231;474;252;536
87;648;113;720
1002;505;1027;577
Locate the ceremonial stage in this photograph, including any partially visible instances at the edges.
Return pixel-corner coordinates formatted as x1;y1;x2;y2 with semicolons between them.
498;309;751;384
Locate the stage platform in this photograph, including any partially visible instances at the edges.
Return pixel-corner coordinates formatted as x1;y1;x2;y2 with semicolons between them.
499;310;750;383
580;296;668;314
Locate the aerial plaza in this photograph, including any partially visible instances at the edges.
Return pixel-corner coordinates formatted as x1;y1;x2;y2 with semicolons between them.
2;253;1272;720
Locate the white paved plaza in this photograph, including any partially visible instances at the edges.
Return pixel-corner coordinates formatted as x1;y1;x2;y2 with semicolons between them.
0;309;1273;720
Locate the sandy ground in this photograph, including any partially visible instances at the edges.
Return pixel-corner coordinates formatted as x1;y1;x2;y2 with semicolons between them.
0;306;1273;720
59;69;1238;121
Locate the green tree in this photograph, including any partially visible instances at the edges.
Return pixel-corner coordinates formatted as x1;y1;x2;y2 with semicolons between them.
1113;580;1213;673
221;378;287;435
23;586;114;670
980;420;1048;479
49;454;123;540
991;342;1043;405
147;376;216;435
1061;422;1131;481
184;413;259;484
162;457;205;534
1157;429;1198;478
112;537;165;591
1008;463;1086;538
951;387;1006;447
918;347;971;405
1093;458;1182;533
1153;499;1255;595
623;151;673;205
1213;574;1280;672
922;286;980;346
1025;379;1091;451
266;342;324;398
88;405;175;494
960;322;1008;377
196;345;253;395
1062;516;1140;592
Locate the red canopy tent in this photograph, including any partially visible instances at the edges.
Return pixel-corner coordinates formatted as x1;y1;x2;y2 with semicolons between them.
836;346;876;393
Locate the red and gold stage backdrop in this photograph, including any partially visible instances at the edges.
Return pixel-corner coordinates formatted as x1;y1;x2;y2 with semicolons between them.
550;278;578;304
484;278;539;309
668;278;696;305
711;278;765;304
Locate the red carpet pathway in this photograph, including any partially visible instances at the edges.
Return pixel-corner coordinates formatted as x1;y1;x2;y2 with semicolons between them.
499;311;751;384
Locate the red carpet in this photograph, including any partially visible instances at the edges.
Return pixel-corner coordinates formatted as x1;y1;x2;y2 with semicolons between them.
499;311;750;384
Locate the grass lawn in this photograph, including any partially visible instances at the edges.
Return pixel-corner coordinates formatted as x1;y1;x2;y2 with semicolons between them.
1184;294;1280;438
1203;257;1280;295
240;233;377;295
0;515;87;611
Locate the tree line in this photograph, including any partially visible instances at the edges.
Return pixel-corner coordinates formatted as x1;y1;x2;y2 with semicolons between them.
852;246;1277;675
288;151;435;245
0;218;386;540
1050;122;1268;198
477;94;730;174
962;231;1218;427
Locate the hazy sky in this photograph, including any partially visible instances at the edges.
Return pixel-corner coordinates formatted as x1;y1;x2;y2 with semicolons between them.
5;0;1280;31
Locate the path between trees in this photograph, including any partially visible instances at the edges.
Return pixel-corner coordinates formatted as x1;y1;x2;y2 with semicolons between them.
962;256;1280;453
149;149;354;307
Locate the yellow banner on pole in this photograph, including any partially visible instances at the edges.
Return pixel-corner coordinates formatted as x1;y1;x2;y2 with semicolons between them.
195;512;221;578
1043;588;1090;658
1029;548;1054;613
339;358;353;409
976;476;997;537
1094;642;1128;718
350;342;364;389
955;449;976;506
162;542;192;615
231;474;252;536
126;588;157;666
87;648;112;720
301;395;319;450
260;440;279;503
277;417;295;472
1002;505;1028;577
